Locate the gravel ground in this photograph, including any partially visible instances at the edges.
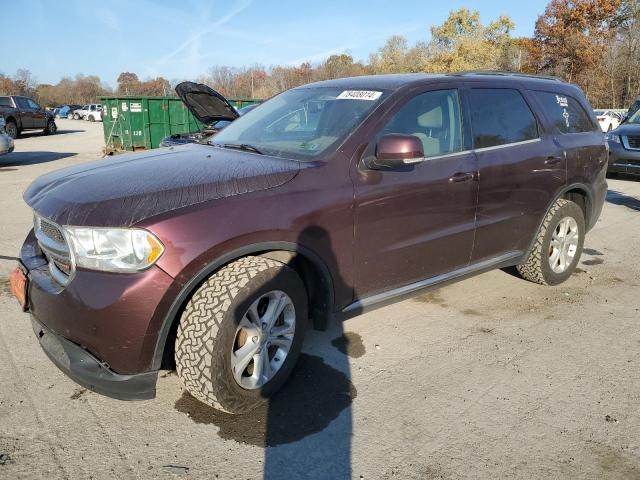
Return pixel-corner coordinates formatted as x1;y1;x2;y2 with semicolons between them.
1;119;639;479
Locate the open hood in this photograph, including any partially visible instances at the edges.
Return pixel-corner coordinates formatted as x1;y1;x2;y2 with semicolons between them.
175;81;240;124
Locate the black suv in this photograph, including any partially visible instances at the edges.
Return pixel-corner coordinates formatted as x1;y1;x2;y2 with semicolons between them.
0;95;57;138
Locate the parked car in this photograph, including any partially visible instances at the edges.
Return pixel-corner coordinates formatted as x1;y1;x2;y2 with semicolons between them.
57;105;82;119
0;95;57;138
593;109;621;132
0;117;15;155
12;72;607;414
627;96;640;120
73;104;103;121
160;82;260;147
606;107;640;177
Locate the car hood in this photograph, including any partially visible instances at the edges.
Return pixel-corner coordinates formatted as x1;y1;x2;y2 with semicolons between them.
612;123;640;136
24;144;300;227
175;81;239;124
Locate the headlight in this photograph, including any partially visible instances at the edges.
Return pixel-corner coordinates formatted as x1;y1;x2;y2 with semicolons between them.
64;226;164;273
605;133;621;144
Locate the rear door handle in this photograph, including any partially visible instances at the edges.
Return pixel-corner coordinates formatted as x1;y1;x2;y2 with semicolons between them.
545;152;566;165
448;172;475;183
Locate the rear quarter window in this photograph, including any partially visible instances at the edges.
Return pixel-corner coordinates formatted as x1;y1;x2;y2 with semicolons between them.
533;91;596;134
467;88;539;149
0;97;12;107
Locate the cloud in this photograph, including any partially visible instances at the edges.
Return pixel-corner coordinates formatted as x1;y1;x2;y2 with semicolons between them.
149;0;253;74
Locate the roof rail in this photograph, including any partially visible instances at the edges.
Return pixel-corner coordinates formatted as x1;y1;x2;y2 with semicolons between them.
450;70;564;82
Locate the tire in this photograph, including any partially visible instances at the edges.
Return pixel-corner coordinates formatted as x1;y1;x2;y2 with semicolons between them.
517;199;585;286
82;115;87;121
175;256;308;414
43;119;57;135
5;121;18;139
67;113;74;120
88;115;95;122
73;113;80;120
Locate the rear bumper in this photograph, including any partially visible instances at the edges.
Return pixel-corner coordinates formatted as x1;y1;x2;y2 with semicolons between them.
31;316;157;400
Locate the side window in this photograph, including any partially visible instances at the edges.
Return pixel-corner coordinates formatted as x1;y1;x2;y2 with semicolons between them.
27;99;40;109
533;91;596;134
0;97;12;107
468;88;539;149
378;89;462;158
15;97;31;109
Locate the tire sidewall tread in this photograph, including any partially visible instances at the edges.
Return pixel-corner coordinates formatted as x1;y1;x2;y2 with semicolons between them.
175;256;308;414
517;198;585;286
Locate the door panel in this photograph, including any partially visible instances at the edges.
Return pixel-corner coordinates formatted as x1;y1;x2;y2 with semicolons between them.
15;97;34;128
353;152;478;296
464;87;565;262
352;87;477;298
471;139;565;261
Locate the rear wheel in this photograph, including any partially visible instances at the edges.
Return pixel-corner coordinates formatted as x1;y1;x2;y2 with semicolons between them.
43;119;57;135
73;113;80;120
175;256;308;414
67;113;74;120
88;115;95;122
516;199;585;285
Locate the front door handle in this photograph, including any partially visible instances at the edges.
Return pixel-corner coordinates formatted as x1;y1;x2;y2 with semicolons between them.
448;172;475;183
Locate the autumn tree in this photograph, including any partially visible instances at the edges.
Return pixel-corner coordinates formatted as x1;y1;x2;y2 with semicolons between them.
529;0;622;102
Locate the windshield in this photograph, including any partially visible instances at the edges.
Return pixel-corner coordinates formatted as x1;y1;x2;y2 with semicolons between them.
211;86;388;159
627;109;640;124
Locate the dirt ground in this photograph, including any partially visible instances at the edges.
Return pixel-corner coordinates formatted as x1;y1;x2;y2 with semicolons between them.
1;119;640;479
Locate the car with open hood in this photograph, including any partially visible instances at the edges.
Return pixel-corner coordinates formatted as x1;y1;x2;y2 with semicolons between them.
159;82;260;147
11;72;607;414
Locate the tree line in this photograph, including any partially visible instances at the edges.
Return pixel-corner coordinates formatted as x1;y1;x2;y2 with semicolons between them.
1;0;638;109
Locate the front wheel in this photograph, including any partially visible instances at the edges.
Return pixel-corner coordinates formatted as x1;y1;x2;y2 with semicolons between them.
517;199;585;285
175;256;308;414
5;121;18;139
88;115;95;122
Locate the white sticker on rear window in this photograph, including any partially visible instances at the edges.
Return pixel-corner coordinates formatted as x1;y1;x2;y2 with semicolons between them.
336;90;382;101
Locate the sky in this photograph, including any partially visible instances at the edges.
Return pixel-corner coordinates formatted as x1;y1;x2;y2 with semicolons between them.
5;0;550;88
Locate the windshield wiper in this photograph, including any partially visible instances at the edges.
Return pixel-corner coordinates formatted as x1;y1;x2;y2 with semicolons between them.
219;143;263;155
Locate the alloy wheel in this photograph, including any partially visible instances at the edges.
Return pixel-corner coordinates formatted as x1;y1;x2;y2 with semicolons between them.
231;290;295;390
548;217;579;274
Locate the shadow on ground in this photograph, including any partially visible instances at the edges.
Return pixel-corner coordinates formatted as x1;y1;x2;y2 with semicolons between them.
17;129;85;139
175;353;356;447
0;152;76;167
607;189;640;212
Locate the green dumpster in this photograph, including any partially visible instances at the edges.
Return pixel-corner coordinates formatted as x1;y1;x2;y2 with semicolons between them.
100;95;261;153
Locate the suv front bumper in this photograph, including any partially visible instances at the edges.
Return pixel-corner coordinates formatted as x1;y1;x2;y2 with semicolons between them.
20;229;177;399
607;140;640;175
31;316;157;400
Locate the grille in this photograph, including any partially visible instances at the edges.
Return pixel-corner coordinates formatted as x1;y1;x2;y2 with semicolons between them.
627;135;640;149
39;219;66;244
34;215;74;285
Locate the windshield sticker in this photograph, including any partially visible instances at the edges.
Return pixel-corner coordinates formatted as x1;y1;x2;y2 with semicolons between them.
337;90;382;101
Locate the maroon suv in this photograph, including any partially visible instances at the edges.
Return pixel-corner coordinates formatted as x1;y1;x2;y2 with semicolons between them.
11;72;607;413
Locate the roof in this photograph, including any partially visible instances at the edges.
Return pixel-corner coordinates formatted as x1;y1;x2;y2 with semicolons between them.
297;71;569;92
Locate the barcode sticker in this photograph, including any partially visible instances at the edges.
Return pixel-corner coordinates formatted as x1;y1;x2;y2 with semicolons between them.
336;90;382;101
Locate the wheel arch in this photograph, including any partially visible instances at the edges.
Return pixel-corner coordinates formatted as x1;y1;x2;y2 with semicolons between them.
152;241;335;371
523;182;593;259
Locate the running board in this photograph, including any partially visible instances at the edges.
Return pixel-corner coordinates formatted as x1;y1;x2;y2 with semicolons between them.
341;251;522;316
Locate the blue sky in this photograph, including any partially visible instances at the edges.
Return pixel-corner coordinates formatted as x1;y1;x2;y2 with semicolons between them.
6;0;549;88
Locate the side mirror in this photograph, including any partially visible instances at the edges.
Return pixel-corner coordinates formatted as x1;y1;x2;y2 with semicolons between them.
369;134;424;170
